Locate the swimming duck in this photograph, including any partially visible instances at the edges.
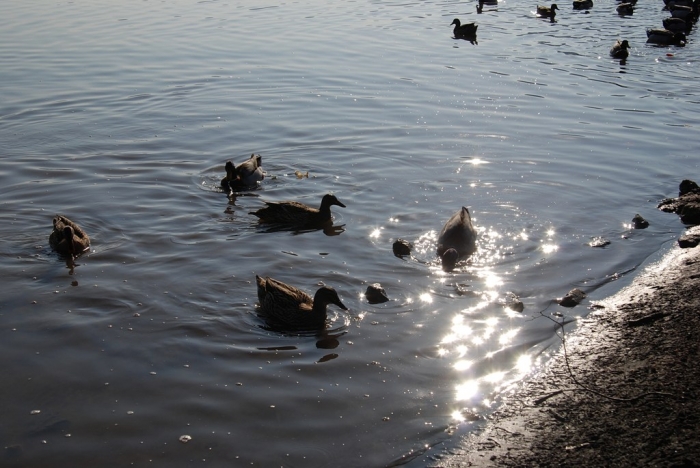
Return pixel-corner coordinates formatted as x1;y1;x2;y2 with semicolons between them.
616;2;634;14
451;18;478;38
610;39;630;59
250;193;346;226
49;215;90;256
572;0;593;9
669;1;698;19
437;207;477;271
221;154;264;194
646;28;686;45
537;3;559;18
255;275;348;331
662;17;689;32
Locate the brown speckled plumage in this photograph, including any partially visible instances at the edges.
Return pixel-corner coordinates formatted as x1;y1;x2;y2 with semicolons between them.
250;193;345;226
49;215;90;256
255;275;347;331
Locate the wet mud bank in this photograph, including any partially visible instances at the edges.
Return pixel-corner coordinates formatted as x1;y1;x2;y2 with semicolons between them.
435;185;700;467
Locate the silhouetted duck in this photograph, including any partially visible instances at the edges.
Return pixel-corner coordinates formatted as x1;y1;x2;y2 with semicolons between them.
451;18;478;38
537;3;559;18
662;17;689;32
669;1;698;19
646;28;686;45
616;2;634;14
610;39;630;59
49;215;90;256
250;193;346;226
255;275;348;331
573;0;593;9
437;207;477;271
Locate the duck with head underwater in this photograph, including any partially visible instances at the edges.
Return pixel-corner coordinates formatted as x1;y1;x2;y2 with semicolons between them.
255;275;348;332
221;153;264;194
49;215;90;257
437;207;477;271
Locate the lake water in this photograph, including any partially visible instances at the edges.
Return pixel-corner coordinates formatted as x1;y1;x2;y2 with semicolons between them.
0;0;697;466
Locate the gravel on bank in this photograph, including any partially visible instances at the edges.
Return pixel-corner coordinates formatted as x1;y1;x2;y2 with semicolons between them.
436;225;700;467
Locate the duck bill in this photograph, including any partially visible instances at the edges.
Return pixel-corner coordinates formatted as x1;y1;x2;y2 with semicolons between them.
335;299;349;311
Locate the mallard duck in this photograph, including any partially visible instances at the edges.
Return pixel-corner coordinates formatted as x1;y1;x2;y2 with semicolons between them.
437;207;477;271
646;28;686;45
250;193;346;226
49;215;90;256
610;39;630;59
221;154;264;194
537;3;559;18
255;275;348;331
616;2;634;14
662;17;688;32
451;18;478;38
573;0;593;9
669;1;698;19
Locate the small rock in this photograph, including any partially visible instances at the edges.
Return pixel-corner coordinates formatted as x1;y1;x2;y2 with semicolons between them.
631;214;649;229
589;237;611;248
392;239;413;257
365;283;389;304
678;231;700;248
502;292;524;312
559;288;586;307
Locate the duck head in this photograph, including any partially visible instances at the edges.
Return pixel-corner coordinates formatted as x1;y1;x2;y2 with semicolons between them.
321;194;346;209
314;286;348;311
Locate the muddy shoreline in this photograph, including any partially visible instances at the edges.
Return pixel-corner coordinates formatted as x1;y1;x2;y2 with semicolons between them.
433;224;700;467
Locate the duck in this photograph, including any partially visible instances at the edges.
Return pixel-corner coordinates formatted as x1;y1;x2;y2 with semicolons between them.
49;215;90;256
537;3;559;18
437;207;477;271
572;0;593;9
221;154;264;194
250;193;346;226
255;275;348;331
451;18;478;38
662;17;689;32
646;28;686;45
610;39;630;59
616;2;634;14
669;1;698;19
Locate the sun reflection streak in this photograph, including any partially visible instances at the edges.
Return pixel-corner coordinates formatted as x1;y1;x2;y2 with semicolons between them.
516;354;532;374
451;410;466;422
484;371;506;384
369;228;382;239
419;292;433;304
454;359;473;371
498;328;519;346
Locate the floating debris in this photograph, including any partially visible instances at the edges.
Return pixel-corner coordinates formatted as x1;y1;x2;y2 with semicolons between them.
179;435;192;443
295;170;309;179
589;237;611;248
502;292;524;312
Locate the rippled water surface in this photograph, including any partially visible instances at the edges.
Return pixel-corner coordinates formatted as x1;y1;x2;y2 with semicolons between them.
1;0;698;466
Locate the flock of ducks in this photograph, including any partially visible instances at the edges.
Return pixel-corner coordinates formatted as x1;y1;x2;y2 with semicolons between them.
49;155;478;333
452;0;696;60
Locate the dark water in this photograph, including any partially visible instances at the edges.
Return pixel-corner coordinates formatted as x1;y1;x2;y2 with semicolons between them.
0;0;697;466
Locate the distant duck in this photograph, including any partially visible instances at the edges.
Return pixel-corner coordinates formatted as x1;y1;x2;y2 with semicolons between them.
662;17;689;32
255;275;348;331
49;215;90;256
437;207;477;271
610;39;630;59
537;3;559;19
616;2;634;14
573;0;593;9
451;18;478;38
250;193;346;226
221;154;264;194
669;1;698;19
665;0;694;7
646;28;686;45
